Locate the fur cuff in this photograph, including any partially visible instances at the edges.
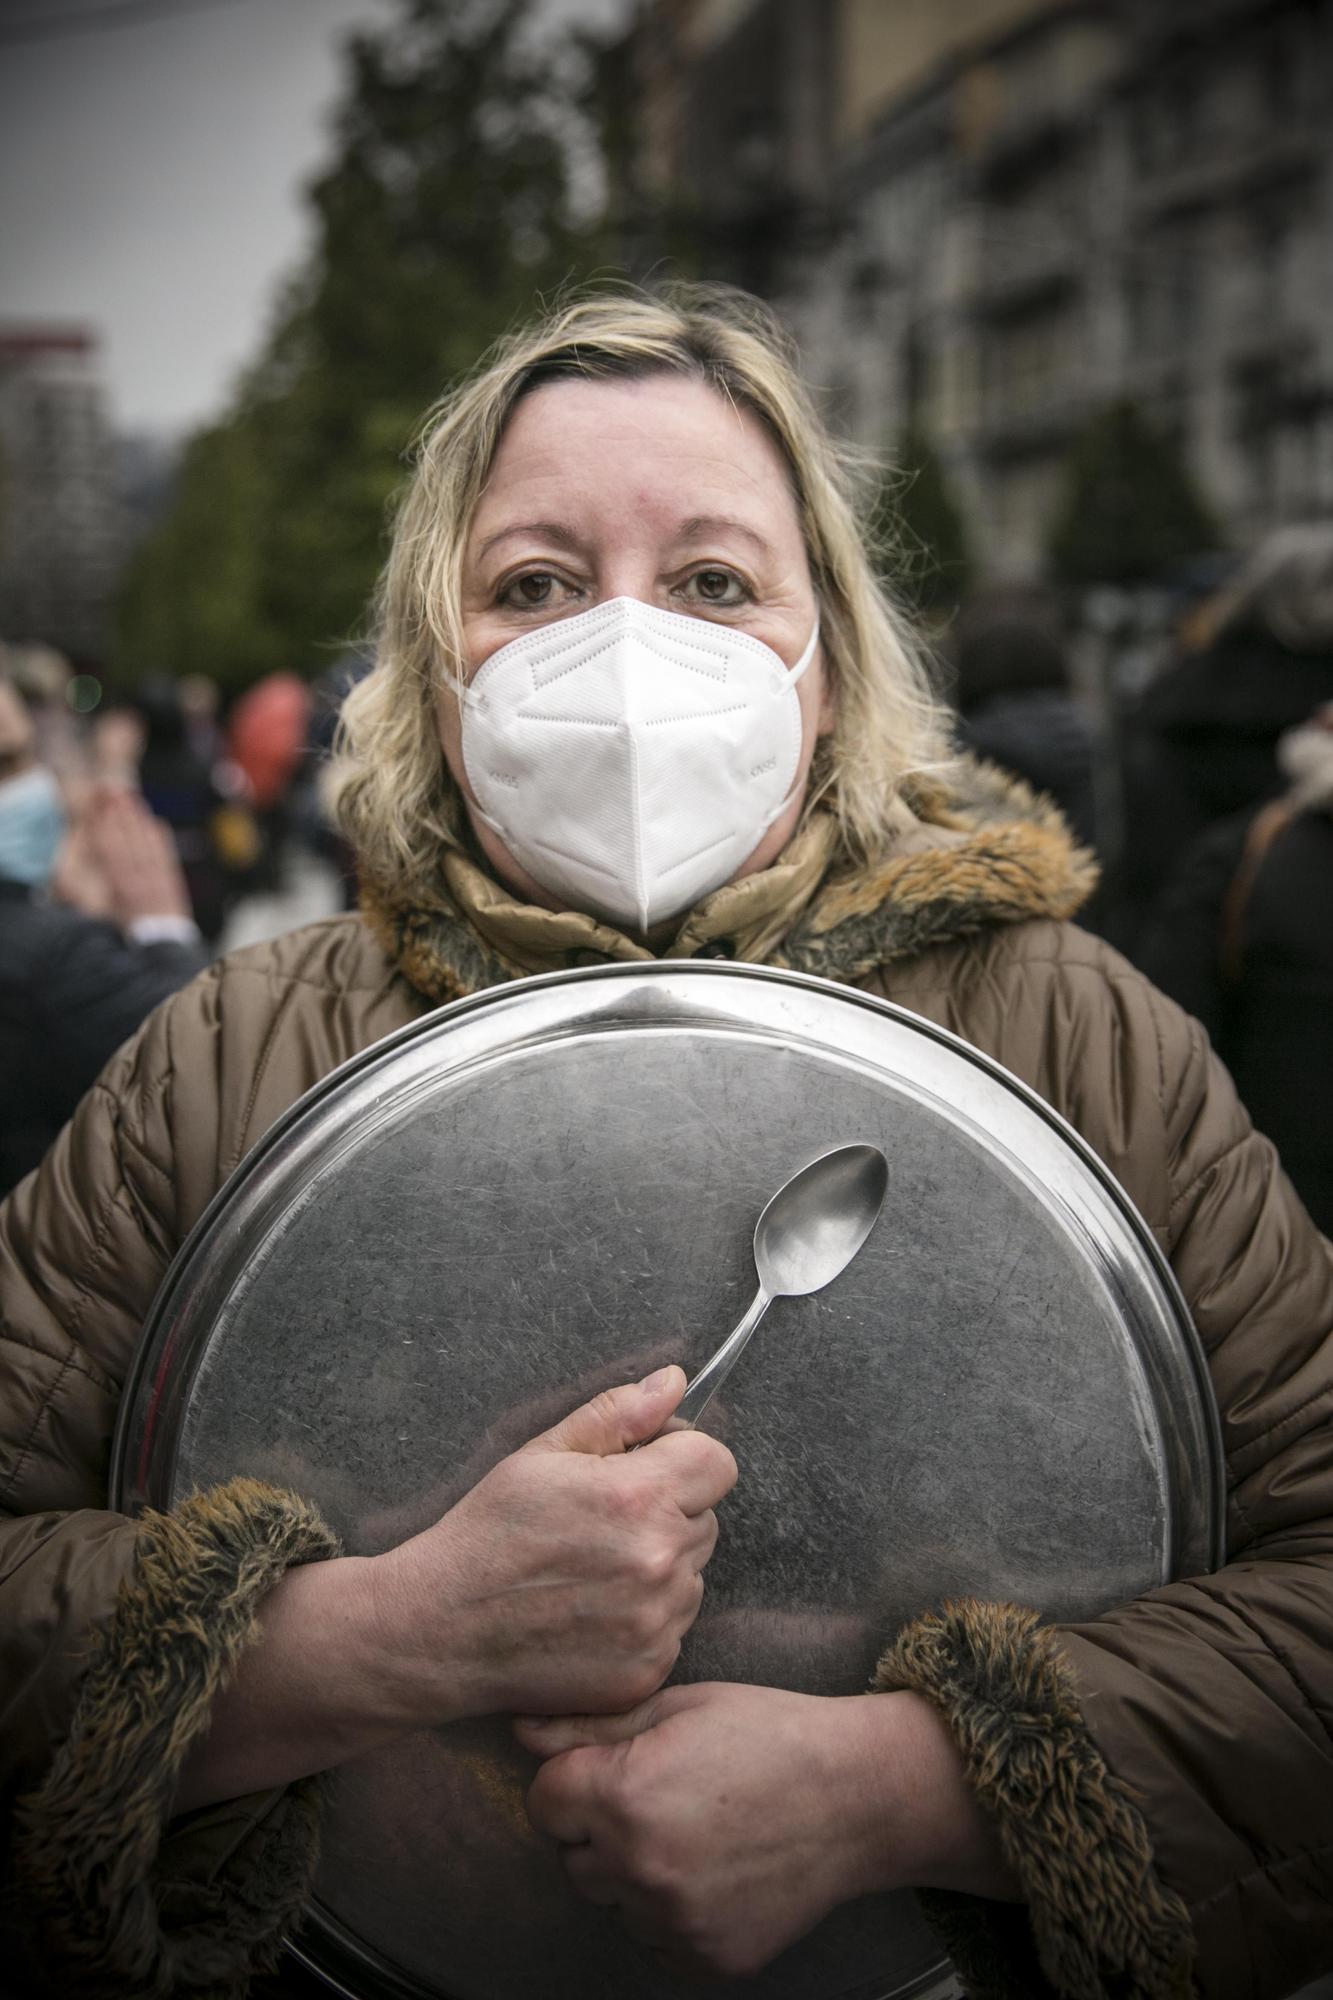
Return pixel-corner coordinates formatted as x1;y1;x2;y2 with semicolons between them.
875;1600;1194;2000
10;1478;340;1998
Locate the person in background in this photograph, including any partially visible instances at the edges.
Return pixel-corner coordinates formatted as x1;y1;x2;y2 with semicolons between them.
133;677;234;939
178;673;224;768
0;676;208;1196
1139;701;1333;1234
298;649;375;907
1116;524;1333;949
2;643;78;776
949;591;1097;851
89;698;147;787
226;670;313;891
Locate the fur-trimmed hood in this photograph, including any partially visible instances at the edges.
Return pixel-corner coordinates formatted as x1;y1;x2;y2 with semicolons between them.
362;758;1099;1006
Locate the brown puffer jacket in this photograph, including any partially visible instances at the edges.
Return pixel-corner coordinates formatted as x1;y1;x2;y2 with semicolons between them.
2;772;1331;2000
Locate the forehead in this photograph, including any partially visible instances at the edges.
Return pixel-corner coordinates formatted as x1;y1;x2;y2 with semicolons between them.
470;373;803;548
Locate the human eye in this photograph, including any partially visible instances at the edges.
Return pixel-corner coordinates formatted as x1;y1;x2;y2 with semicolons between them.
679;566;750;609
496;569;580;613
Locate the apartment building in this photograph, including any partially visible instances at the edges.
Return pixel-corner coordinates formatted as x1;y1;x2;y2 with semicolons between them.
0;325;122;659
629;0;1333;575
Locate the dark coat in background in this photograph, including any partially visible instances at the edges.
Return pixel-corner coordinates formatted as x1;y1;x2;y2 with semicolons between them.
1117;622;1333;941
957;690;1097;851
0;878;208;1195
950;598;1098;854
1139;756;1333;1235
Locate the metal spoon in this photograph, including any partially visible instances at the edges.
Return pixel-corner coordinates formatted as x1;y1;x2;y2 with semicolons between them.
671;1143;889;1433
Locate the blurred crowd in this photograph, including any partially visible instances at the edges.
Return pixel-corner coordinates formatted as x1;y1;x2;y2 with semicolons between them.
1;525;1330;1224
0;651;363;1192
947;523;1333;1235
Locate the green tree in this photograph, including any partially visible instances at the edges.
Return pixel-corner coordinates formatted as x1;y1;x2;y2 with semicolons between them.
869;425;972;615
115;415;283;689
1047;398;1218;587
116;0;611;692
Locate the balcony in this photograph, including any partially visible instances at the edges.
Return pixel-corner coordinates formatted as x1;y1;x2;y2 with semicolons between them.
1136;128;1318;219
968;106;1085;195
1229;332;1330;424
970;388;1089;463
970;229;1083;322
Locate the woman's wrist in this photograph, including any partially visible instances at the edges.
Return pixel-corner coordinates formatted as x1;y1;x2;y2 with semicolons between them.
175;1553;422;1812
356;1535;490;1729
826;1690;1021;1903
273;1553;416;1733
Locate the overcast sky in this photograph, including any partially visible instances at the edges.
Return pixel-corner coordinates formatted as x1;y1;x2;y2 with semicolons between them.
0;0;631;437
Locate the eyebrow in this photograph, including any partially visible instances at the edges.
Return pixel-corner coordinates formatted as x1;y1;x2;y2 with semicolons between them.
675;514;775;555
476;520;586;560
476;513;776;561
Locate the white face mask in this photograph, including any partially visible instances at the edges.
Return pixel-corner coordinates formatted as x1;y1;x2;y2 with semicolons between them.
447;595;819;932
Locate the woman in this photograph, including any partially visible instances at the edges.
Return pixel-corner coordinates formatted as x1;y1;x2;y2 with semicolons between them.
1;287;1330;2000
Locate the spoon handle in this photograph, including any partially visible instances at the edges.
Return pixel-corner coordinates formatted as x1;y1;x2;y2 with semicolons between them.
674;1285;772;1431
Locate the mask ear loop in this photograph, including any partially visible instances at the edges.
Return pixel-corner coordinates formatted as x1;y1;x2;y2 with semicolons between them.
437;657;512;854
785;613;821;689
757;614;821;832
436;656;504;860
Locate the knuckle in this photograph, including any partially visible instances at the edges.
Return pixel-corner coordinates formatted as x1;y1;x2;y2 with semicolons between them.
633;1537;679;1592
654;1633;683;1682
625;1844;681;1902
671;1432;738;1494
708;1440;740;1493
626;1595;668;1649
620;1630;677;1701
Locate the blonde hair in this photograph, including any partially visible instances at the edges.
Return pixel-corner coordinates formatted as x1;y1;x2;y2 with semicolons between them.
330;283;954;900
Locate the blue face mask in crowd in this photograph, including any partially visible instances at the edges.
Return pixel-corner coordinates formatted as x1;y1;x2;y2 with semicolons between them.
0;766;67;886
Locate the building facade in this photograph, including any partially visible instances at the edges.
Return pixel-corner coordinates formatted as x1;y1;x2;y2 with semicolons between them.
629;0;1333;577
0;326;122;660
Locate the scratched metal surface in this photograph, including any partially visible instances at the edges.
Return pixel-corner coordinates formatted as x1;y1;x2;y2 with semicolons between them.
115;963;1222;2000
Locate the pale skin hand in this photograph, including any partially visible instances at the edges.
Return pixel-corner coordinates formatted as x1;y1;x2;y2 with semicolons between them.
175;1367;736;1812
89;785;193;926
52;783;192;926
518;1682;1020;1979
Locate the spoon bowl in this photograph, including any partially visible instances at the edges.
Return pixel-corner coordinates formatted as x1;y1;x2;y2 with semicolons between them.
671;1143;889;1432
755;1142;890;1298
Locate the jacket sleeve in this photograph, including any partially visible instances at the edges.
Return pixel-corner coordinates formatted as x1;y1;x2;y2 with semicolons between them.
877;978;1333;2000
0;1002;339;1999
34;913;210;1128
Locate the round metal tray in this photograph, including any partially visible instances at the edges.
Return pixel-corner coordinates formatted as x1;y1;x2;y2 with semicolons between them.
113;961;1224;2000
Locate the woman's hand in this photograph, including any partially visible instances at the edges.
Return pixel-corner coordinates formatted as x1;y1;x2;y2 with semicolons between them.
518;1683;1018;1978
176;1366;736;1812
368;1364;737;1724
